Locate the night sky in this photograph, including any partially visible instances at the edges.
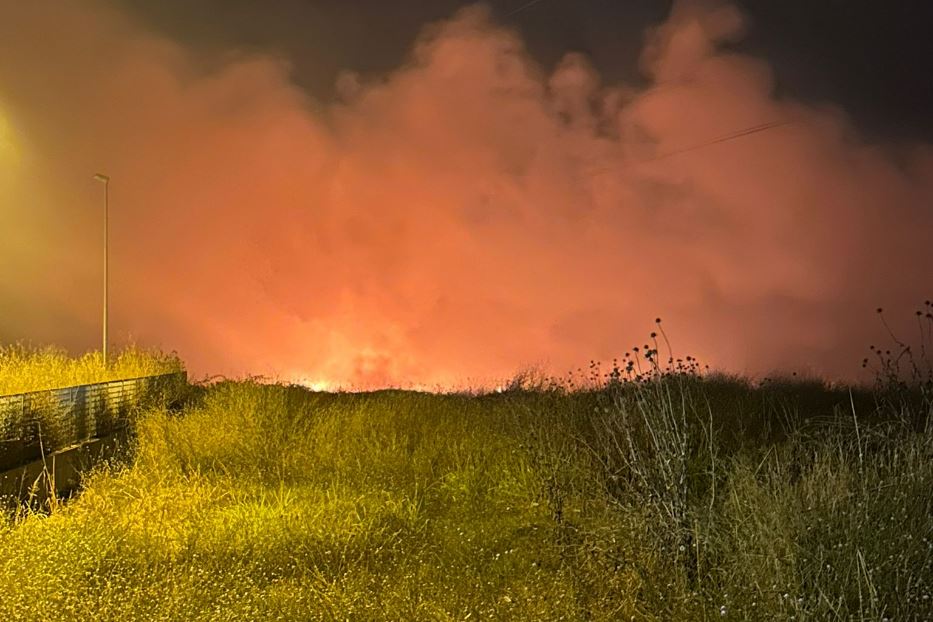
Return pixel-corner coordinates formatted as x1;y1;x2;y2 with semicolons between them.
119;0;933;141
2;0;932;388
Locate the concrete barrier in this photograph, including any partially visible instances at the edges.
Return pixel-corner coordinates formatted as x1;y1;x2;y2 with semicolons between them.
0;372;187;505
0;428;130;506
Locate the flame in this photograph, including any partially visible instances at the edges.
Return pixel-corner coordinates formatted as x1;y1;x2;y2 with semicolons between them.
290;377;337;393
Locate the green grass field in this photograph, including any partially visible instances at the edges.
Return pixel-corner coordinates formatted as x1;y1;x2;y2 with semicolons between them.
0;350;930;621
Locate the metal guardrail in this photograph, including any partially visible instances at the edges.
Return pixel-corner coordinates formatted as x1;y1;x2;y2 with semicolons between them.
0;372;187;471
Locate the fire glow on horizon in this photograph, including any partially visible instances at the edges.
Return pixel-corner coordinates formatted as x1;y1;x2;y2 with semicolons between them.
1;1;932;390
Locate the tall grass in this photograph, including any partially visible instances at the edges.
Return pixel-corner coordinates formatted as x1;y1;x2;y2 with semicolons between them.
0;311;930;620
0;344;184;396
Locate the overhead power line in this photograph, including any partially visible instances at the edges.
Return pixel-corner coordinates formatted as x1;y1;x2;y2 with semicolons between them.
649;120;792;161
506;0;548;17
585;119;795;177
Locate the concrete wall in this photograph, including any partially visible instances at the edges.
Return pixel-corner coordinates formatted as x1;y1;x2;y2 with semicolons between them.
0;372;187;506
0;429;130;506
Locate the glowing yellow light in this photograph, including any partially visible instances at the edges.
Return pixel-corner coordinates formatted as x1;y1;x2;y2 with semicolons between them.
291;376;335;392
0;108;19;164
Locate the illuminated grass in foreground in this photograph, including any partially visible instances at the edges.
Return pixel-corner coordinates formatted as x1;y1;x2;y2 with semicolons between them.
0;371;930;620
0;345;184;396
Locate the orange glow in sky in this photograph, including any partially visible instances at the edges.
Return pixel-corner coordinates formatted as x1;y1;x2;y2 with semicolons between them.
2;1;932;389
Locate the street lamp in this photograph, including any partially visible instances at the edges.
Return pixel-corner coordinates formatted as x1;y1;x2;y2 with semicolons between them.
93;173;110;365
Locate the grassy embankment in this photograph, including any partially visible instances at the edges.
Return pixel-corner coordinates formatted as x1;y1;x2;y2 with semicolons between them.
0;324;931;620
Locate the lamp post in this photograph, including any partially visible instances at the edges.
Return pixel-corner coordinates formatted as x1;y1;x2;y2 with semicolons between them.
93;173;110;365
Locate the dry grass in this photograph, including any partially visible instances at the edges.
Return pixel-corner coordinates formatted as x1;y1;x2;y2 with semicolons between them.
0;369;928;620
0;344;184;396
0;309;930;620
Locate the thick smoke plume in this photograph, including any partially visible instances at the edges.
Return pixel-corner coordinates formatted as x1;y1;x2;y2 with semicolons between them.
2;0;931;388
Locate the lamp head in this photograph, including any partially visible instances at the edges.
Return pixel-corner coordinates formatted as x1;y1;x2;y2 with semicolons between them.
93;173;110;183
